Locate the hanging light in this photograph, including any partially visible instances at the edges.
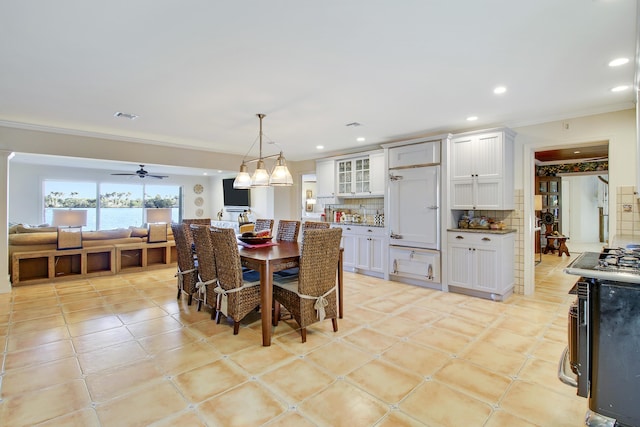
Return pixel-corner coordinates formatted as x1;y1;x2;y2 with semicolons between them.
234;113;294;189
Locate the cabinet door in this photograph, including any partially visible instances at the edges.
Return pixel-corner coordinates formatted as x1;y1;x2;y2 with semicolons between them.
474;178;503;210
369;237;385;274
447;244;472;288
450;179;475;210
341;233;357;270
354;157;370;194
316;159;336;200
450;136;475;179
368;152;385;196
355;236;370;270
337;160;353;196
388;140;441;168
474;245;499;292
474;132;503;179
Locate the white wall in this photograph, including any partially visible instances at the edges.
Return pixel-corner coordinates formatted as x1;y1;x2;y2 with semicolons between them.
562;175;601;243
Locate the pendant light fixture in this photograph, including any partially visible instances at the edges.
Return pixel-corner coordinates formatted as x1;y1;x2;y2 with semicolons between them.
234;114;293;188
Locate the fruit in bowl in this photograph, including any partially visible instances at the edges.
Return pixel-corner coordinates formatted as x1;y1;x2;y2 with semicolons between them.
239;229;272;244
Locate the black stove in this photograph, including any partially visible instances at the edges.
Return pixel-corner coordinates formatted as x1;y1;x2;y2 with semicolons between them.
565;249;640;285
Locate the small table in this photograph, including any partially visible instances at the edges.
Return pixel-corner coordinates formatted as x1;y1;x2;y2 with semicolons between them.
238;242;344;346
544;235;570;257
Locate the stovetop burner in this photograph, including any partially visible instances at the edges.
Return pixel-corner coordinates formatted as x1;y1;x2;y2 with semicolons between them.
597;248;640;272
565;249;640;284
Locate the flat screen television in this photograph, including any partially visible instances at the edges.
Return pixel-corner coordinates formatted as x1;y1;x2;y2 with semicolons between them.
222;178;250;208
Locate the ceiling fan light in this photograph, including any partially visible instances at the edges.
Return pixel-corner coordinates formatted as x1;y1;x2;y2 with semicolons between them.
270;152;293;186
251;160;270;187
233;163;252;189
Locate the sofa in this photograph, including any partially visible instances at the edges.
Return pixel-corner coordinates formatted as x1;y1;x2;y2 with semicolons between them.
9;224;174;276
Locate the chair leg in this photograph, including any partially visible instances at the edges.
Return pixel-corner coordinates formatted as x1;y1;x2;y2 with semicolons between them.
197;298;202;312
187;293;193;305
176;287;181;299
301;328;307;343
233;321;240;335
273;301;280;326
215;310;222;324
332;318;338;333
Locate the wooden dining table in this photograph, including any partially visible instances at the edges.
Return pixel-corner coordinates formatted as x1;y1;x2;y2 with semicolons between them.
238;241;344;346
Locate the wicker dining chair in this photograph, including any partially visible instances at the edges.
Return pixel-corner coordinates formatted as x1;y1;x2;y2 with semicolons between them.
182;218;211;250
171;223;197;305
275;220;301;242
190;224;218;316
273;227;342;343
209;226;261;334
254;218;274;234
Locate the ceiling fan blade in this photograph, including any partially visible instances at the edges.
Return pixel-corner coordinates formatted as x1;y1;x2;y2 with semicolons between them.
148;175;169;179
110;173;136;176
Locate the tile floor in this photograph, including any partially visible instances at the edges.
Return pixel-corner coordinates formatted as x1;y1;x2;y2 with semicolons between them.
0;253;587;426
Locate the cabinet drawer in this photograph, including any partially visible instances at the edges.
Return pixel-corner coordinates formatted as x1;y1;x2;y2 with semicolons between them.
389;246;440;283
447;232;498;246
338;225;386;237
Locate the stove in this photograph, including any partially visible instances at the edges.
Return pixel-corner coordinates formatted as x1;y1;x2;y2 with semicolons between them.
561;247;640;427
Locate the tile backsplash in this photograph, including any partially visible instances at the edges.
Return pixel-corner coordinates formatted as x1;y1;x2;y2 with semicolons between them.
616;186;640;240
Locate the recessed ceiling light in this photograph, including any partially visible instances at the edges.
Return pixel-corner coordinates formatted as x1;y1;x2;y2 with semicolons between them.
466;116;478;121
611;85;630;92
608;58;629;67
356;137;366;142
316;145;324;150
493;86;507;94
113;111;138;120
574;151;581;154
203;172;208;176
217;170;222;174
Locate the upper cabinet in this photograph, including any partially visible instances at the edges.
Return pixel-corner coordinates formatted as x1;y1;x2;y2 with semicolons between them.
388;140;440;169
334;150;385;198
450;129;515;210
316;159;337;203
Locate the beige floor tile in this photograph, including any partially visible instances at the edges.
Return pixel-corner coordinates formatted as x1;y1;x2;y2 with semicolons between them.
187;317;239;338
35;408;101;427
264;411;317;427
433;359;512;404
396;306;443;324
10;305;63;322
369;315;426;338
298;380;388;427
138;327;200;354
493;316;547;337
449;305;502;325
148;410;206;427
207;326;263;354
198;381;287;426
432;314;487;337
95;380;187;427
1;356;82;397
10;314;66;334
108;298;156;314
363;298;407;314
261;359;334;403
77;340;147;374
125;315;184;338
518;357;581;396
274;327;334;354
117;306;169;324
229;343;295;375
153;340;222;376
85;359;164;402
484;409;538;427
6;324;69;351
375;410;426;427
72;325;134;353
347;306;386;324
62;306;114;324
4;339;75;371
0;379;91;427
57;291;101;305
342;328;398;353
500;380;586;427
531;338;567;363
459;340;526;377
409;326;471;354
173;358;248;403
382;341;450;376
347;358;423;403
543;323;568;343
400;380;492;426
66;315;123;337
479;327;536;355
305;341;373;376
307;315;362;337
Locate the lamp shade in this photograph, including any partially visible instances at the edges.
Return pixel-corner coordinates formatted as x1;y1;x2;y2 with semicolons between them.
146;208;172;223
269;153;293;186
52;209;87;227
534;194;543;211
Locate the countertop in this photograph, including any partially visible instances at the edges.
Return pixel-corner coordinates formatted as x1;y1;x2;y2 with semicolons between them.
330;222;385;228
447;228;517;235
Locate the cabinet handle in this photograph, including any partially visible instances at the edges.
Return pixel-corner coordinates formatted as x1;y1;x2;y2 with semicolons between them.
392;259;398;274
367;229;373;233
390;233;403;239
410;251;415;259
346;227;351;231
482;237;491;241
426;264;433;280
456;235;464;239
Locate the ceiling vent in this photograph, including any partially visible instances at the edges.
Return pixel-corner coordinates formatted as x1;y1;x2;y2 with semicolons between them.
114;112;139;120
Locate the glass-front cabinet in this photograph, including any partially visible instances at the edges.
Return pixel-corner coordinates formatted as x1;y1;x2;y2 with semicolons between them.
337;156;371;196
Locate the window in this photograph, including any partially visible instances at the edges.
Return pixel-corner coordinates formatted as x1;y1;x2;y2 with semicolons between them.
44;180;182;230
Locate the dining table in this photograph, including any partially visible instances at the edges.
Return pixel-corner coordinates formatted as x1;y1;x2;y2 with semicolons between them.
238;241;344;346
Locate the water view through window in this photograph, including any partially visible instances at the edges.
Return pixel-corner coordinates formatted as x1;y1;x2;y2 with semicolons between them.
44;181;181;230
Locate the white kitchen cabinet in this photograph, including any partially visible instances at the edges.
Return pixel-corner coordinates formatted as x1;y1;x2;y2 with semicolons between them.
316;159;336;204
388;140;440;168
335;224;386;277
368;151;385;196
447;231;514;299
336;150;384;197
450;129;515;210
389;246;441;286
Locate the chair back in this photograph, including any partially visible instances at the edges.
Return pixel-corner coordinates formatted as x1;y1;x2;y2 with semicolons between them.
171;223;196;272
254;218;274;234
182;218;211;225
276;220;301;242
298;228;342;296
208;226;243;291
190;224;216;283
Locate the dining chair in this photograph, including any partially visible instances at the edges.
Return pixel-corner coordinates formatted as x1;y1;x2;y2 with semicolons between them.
273;227;342;343
275;220;301;242
171;223;197;305
209;226;261;334
254;218;274;234
190;224;218;316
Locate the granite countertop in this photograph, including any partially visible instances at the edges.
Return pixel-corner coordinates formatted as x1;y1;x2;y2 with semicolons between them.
447;228;517;235
330;222;385;228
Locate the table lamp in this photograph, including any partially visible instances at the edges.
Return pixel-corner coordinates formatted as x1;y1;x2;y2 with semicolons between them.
146;208;172;243
52;209;87;250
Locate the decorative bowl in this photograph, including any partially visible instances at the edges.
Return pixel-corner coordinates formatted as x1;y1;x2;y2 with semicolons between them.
238;236;273;244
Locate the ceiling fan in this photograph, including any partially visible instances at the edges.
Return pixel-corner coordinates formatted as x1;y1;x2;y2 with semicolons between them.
110;165;168;179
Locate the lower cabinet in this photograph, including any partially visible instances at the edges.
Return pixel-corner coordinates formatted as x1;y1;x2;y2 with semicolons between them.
447;231;515;300
335;225;386;277
389;246;441;287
